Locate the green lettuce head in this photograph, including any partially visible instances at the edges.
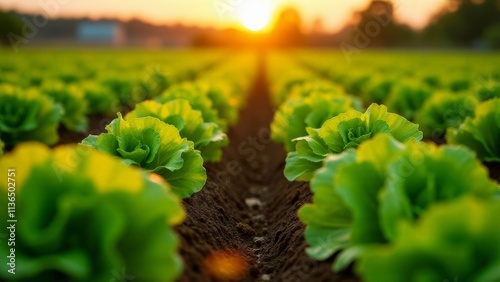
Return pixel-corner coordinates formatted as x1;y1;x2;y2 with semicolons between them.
285;104;422;181
82;114;206;198
194;80;241;126
0;143;185;281
359;197;500;282
126;99;228;162
447;98;500;162
40;81;89;132
0;85;63;148
272;93;362;152
299;135;498;271
386;80;432;121
82;81;117;115
157;83;223;129
415;93;478;141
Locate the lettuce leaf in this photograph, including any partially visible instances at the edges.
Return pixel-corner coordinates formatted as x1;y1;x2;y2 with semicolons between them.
299;135;498;271
359;197;500;282
82;81;117;115
0;85;63;147
157;83;223;129
447;98;500;162
40;81;89;132
82;114;206;198
386;80;432;121
415;93;478;139
0;143;185;281
285;104;422;181
272;93;362;152
126;99;228;162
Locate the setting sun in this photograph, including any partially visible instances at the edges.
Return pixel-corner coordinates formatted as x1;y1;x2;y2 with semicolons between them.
237;0;273;32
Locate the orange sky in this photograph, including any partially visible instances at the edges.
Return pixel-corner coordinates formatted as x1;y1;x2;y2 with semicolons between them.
0;0;448;32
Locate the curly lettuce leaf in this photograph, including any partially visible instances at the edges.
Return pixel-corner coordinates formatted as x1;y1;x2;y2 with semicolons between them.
82;114;206;198
82;81;117;115
126;99;228;162
386;80;432;121
157;83;223;129
447;98;500;162
272;93;362;152
40;81;89;132
285;104;422;181
359;198;500;282
299;135;498;271
195;80;241;126
0;143;185;281
0;85;63;147
415;93;478;139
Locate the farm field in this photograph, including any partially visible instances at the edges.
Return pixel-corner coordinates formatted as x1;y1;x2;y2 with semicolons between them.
1;48;500;282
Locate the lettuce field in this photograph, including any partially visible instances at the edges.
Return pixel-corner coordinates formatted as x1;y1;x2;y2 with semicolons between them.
1;49;500;282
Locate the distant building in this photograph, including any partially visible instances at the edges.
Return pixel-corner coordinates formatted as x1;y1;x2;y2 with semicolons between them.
76;21;126;45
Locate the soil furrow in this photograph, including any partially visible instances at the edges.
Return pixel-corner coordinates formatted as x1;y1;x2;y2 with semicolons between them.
176;52;357;282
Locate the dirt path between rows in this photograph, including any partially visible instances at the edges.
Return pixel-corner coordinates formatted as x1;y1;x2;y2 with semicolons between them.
175;52;358;282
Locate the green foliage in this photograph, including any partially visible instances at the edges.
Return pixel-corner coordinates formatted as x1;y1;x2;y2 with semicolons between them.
157;83;222;128
0;139;3;156
415;93;478;139
81;81;117;115
284;104;422;181
195;80;241;126
359;197;500;282
40;81;89;132
0;143;185;281
271;93;362;152
126;100;228;162
299;134;497;271
386;80;432;121
82;115;206;198
447;98;500;162
0;85;62;147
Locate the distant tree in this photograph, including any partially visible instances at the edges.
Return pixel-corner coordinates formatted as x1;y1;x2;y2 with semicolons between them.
270;7;305;47
347;1;415;47
425;0;500;47
0;10;22;46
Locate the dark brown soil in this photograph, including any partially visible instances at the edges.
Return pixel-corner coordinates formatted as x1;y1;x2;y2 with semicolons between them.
485;162;500;183
175;52;359;282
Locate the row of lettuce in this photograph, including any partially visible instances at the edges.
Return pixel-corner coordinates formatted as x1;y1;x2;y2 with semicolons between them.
0;50;227;147
294;51;500;147
268;52;500;281
0;52;255;281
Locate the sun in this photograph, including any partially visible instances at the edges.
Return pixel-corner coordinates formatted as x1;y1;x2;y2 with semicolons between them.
237;0;273;32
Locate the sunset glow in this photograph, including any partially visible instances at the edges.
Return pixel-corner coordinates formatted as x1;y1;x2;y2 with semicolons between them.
237;0;273;31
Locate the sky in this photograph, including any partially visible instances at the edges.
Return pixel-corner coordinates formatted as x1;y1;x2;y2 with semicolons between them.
0;0;448;32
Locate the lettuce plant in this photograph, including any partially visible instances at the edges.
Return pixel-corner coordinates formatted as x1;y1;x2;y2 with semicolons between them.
195;80;241;126
0;85;63;147
126;100;228;162
82;115;206;198
299;134;498;271
386;80;432;121
271;93;362;152
476;80;500;102
285;104;422;181
359;197;500;282
447;98;500;162
82;81;117;115
415;93;478;139
0;143;185;281
157;83;222;128
40;81;89;132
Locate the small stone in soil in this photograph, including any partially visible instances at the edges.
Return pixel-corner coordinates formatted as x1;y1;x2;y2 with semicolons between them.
261;274;271;281
236;222;256;236
254;236;265;247
245;197;264;209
